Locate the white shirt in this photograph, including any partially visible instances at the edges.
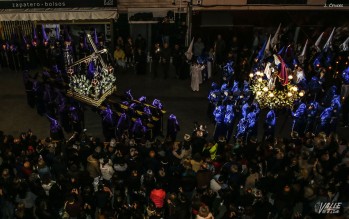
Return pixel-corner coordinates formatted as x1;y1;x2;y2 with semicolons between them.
100;163;114;181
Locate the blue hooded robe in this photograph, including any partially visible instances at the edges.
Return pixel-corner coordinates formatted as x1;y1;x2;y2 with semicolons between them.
47;115;64;140
236;117;249;140
305;101;319;134
292;103;307;135
264;109;276;140
318;107;333;135
246;108;259;139
167;114;180;141
69;105;82;134
116;112;129;138
213;105;226;141
224;104;235;142
131;118;147;139
101;105;116;140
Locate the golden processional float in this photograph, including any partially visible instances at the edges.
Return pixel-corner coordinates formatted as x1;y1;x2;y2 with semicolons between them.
66;33;116;107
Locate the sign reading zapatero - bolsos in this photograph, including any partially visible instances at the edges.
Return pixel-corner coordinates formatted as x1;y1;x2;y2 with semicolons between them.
0;0;116;9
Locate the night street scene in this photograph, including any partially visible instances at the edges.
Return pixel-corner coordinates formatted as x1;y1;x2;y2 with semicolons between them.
0;0;349;218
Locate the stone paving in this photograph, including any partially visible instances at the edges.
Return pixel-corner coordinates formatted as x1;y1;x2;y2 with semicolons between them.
0;65;348;141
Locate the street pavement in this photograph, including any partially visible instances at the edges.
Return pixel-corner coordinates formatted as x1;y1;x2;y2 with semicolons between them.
0;65;348;141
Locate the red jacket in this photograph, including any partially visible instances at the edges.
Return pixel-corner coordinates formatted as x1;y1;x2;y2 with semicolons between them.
150;189;166;208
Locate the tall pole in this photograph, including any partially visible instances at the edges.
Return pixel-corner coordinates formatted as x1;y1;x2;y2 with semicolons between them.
185;0;192;47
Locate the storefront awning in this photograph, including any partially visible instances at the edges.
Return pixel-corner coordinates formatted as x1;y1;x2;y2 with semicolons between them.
0;8;118;21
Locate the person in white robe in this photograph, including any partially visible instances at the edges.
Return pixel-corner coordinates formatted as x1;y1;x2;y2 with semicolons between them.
295;66;305;84
190;63;205;91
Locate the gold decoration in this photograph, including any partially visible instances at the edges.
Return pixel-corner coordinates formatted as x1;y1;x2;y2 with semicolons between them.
251;77;302;109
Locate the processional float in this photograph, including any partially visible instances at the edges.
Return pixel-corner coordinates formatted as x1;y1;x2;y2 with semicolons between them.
66;34;116;107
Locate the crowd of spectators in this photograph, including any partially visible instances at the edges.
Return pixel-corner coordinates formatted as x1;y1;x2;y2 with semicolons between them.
0;123;348;218
1;23;349;219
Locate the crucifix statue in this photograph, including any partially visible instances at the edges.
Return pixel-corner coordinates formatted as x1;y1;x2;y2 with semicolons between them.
67;34;108;75
66;33;116;103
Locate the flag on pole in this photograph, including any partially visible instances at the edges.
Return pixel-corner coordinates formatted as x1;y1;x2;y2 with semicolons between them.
339;37;349;52
55;25;60;40
185;37;194;61
323;27;335;52
271;23;281;49
277;55;288;86
265;35;271;57
255;38;267;62
314;32;324;52
42;24;48;43
298;39;308;64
